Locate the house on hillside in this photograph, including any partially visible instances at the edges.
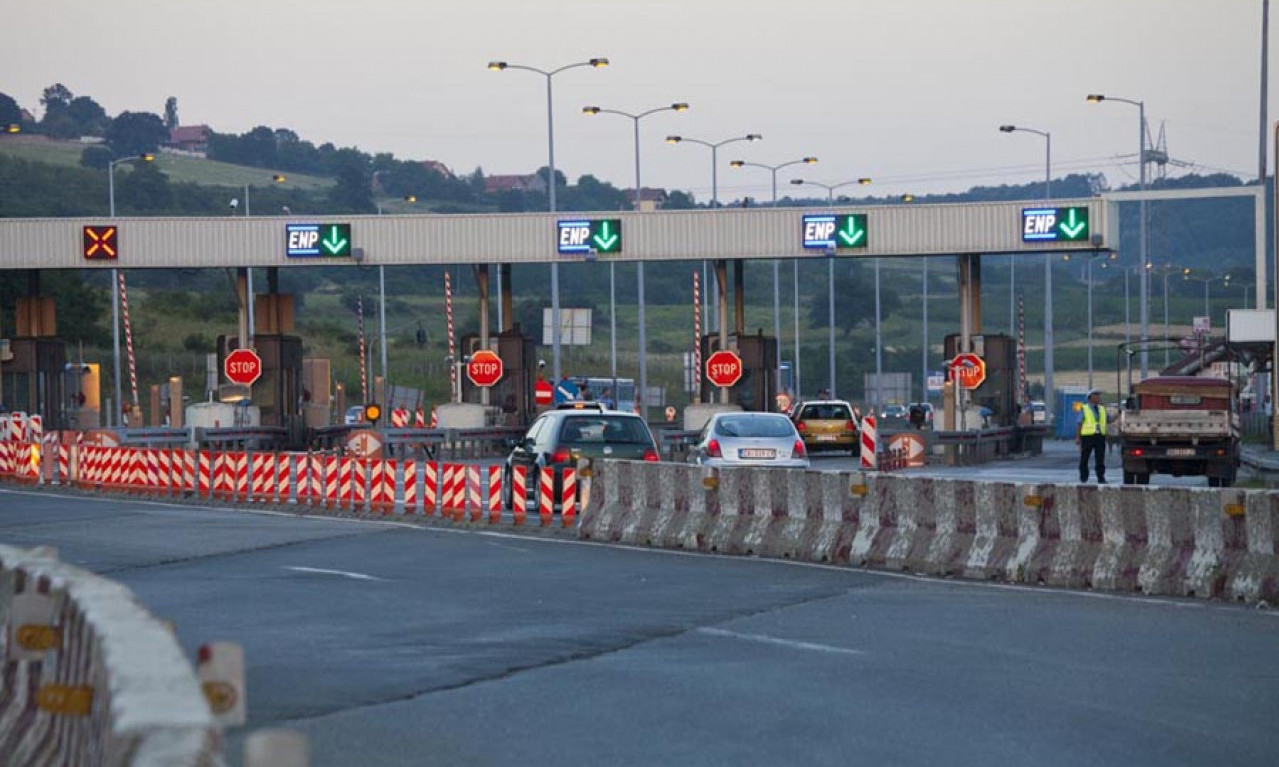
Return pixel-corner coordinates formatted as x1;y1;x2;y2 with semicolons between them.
165;124;211;154
484;173;546;194
624;187;669;211
422;160;455;178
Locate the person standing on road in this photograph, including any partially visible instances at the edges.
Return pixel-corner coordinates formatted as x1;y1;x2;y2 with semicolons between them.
1076;388;1107;483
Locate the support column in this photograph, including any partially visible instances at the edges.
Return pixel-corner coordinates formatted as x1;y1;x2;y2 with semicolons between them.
477;264;490;407
236;269;249;351
500;264;514;332
716;259;729;404
733;260;745;336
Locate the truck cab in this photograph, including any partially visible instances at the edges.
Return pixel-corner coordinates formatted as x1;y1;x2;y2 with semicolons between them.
1118;376;1240;487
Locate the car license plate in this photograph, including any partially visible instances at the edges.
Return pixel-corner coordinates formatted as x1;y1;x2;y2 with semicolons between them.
816;434;839;442
739;448;776;459
1166;448;1196;458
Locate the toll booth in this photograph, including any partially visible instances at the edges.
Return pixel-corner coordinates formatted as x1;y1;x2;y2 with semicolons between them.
458;326;536;426
944;333;1016;427
217;334;303;430
1;338;67;428
698;331;778;412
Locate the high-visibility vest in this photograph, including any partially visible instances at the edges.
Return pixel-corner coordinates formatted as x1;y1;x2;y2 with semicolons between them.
1080;403;1107;436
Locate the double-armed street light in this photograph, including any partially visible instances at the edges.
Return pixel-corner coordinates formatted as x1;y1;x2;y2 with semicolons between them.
729;156;817;397
789;177;872;401
488;57;609;382
583;101;689;416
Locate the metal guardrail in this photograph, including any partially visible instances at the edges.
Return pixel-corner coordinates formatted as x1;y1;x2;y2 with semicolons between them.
114;427;192;446
198;426;290;450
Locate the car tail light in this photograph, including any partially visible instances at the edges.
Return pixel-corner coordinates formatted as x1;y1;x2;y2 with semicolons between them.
1130;448;1144;457
551;447;572;464
796;421;806;432
707;439;722;458
844;420;856;432
643;448;660;462
793;439;806;458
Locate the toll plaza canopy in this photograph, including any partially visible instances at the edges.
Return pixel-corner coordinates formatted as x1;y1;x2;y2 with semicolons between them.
0;198;1109;270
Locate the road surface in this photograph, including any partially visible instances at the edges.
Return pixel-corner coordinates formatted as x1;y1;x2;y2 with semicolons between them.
2;486;1276;767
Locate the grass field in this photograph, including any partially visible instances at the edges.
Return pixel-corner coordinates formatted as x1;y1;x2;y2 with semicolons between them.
0;135;333;190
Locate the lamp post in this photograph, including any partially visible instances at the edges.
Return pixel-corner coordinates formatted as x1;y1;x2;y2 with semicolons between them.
666;133;762;339
1183;270;1231;324
1087;94;1149;378
238;174;286;351
1099;260;1134;348
488;57;609;382
998;124;1053;405
729;156;818;398
107;152;155;427
1065;252;1116;389
375;195;417;404
790;177;872;401
583;102;689;416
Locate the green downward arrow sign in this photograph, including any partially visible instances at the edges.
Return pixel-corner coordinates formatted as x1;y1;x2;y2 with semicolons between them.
1058;208;1087;239
838;215;866;247
592;220;619;251
322;225;349;255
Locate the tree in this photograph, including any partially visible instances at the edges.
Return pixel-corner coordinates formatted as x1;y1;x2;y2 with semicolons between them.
164;96;179;130
40;83;72;110
115;162;172;211
67;96;109;136
326;150;374;213
0;92;21;127
664;190;696;209
106;111;167;157
80;145;113;170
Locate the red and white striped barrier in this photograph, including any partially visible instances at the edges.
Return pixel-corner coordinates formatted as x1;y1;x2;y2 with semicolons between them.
403;459;418;513
539;467;554;527
561;468;577;528
198;451;212;498
352;459;367;512
423;461;438;516
325;454;339;509
339;457;354;510
370;459;395;513
231;452;249;502
488;466;502;524
860;415;878;470
512;465;528;526
467;465;481;523
390;408;409;428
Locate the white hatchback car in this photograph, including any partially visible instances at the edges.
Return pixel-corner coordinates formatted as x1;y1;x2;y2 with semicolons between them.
689;412;809;469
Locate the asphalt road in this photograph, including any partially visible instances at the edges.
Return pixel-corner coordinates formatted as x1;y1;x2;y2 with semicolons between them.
3;486;1277;767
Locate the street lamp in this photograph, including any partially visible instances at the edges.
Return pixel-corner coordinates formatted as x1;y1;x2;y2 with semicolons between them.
1183;269;1231;324
730;156;817;398
488;56;609;382
998;123;1054;406
666;133;762;339
5;124;19;134
1088;93;1149;378
583;101;688;416
1098;259;1136;347
106;152;155;427
1064;251;1116;389
790;177;872;402
1145;262;1184;368
374;194;418;398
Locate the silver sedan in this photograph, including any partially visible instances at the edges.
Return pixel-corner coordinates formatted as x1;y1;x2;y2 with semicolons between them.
689;412;810;469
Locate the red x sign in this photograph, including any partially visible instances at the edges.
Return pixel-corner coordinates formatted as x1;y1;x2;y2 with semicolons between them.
83;226;118;260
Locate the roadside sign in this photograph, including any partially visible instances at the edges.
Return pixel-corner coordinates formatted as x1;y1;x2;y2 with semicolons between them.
927;371;945;393
557;219;622;255
286;223;352;257
535;378;553;406
949;353;986;390
706;350;743;388
466;349;504;387
224;348;262;386
1021;206;1089;243
802;213;868;250
1193;316;1211;334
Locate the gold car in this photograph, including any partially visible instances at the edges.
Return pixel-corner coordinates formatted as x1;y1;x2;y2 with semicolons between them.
794;400;858;452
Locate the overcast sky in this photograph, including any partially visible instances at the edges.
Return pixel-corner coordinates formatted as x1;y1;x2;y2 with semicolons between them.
3;0;1273;200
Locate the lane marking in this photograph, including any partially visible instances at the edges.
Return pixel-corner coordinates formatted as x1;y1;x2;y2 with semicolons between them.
283;566;384;582
697;627;865;656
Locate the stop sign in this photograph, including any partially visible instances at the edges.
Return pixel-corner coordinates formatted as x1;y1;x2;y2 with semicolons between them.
949;353;987;390
467;349;504;387
705;350;743;388
224;348;262;386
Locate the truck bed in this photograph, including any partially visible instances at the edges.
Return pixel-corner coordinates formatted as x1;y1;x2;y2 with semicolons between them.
1118;410;1238;441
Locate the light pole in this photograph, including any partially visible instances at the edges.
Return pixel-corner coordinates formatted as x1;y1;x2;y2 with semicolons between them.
237;174;286;350
488;57;609;382
1088;94;1149;378
375;195;417;404
1145;262;1182;368
1099;260;1134;347
729;156;818;397
1183;270;1231;324
107;152;154;427
998;124;1053;405
1066;252;1115;389
583;102;689;415
790;177;872;401
666;133;763;339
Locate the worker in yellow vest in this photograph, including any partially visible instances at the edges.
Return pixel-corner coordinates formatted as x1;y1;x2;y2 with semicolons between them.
1075;389;1107;484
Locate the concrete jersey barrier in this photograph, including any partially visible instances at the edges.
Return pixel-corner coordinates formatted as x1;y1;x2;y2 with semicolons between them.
582;461;1279;604
0;544;219;766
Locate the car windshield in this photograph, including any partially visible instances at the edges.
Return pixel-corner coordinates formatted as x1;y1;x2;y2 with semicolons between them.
558;416;651;445
799;404;851;420
715;414;794;438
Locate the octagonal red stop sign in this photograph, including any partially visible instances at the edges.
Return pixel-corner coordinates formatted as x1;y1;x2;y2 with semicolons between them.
224;348;262;386
467;349;504;388
706;350;743;388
